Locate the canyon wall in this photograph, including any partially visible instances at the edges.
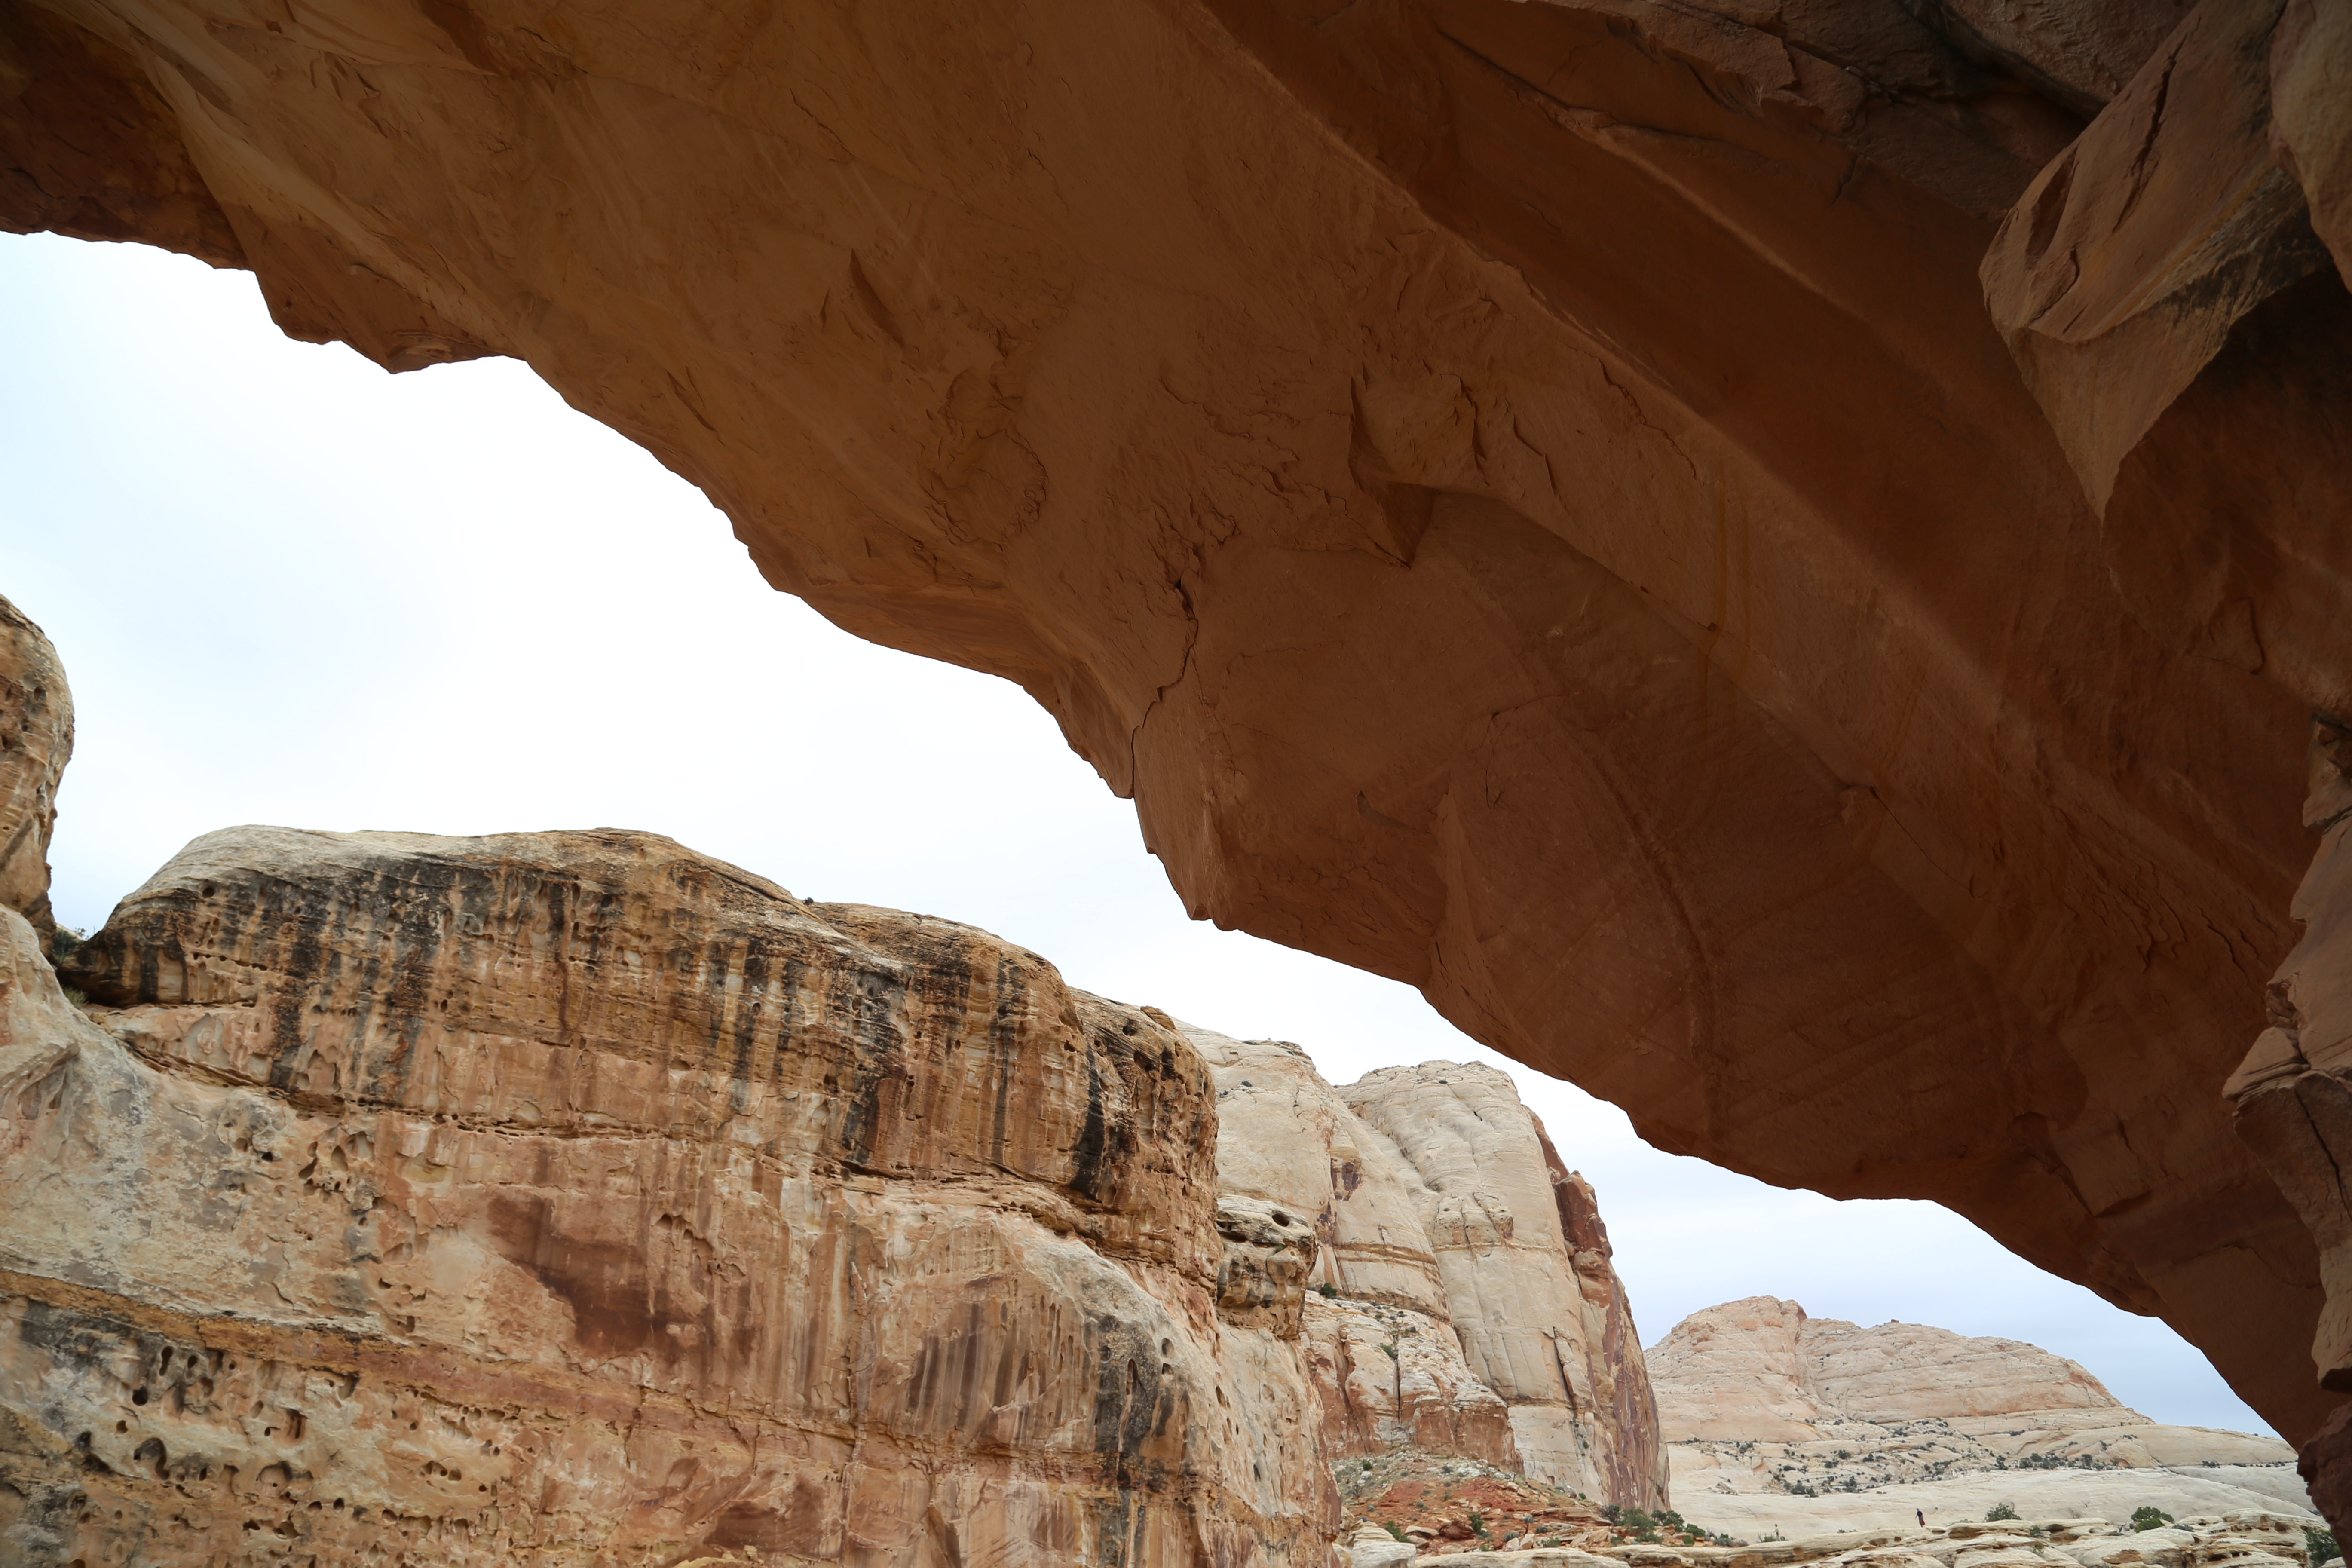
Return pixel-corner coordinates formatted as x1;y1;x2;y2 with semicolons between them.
1192;1031;1667;1509
0;813;1339;1565
4;0;2350;1514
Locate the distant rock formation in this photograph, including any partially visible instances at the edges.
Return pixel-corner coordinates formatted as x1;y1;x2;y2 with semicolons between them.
1648;1297;2307;1539
1651;1298;2133;1444
1191;1030;1668;1509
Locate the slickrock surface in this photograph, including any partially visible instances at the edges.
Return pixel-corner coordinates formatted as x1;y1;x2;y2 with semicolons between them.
1648;1299;2308;1539
9;0;2352;1497
1192;1030;1667;1507
0;596;69;934
0;826;1338;1566
1403;1513;2318;1568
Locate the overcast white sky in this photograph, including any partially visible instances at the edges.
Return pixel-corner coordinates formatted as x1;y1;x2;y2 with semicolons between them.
0;231;2274;1434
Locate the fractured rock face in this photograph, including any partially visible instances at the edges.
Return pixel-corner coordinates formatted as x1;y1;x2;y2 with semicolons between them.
1193;1029;1666;1508
0;826;1338;1566
1299;1295;1521;1472
1343;1064;1665;1511
0;595;69;934
1216;1194;1321;1338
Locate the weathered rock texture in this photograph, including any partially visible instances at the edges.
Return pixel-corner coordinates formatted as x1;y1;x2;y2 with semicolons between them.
0;595;69;935
1342;1065;1661;1509
1192;1031;1665;1508
1649;1298;2309;1539
6;0;2352;1497
0;826;1340;1565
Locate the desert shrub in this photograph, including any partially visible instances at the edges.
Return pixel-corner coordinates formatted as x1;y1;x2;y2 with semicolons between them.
1317;1282;1337;1298
1621;1509;1654;1533
2131;1508;2173;1534
2303;1527;2337;1565
1985;1502;2020;1522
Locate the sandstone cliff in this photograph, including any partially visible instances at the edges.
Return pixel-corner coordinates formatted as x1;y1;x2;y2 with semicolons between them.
1648;1298;2307;1540
1191;1031;1667;1510
1;823;1338;1565
7;0;2351;1522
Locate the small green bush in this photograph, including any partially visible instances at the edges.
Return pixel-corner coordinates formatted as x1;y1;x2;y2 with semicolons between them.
1985;1502;2020;1522
1621;1508;1655;1533
2132;1508;2174;1534
2303;1527;2337;1565
1317;1281;1337;1298
1385;1522;1406;1542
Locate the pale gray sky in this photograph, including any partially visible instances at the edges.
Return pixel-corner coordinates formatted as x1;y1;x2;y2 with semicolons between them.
0;230;2274;1433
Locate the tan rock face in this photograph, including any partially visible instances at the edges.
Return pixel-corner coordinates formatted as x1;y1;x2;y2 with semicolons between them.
1189;1028;1451;1316
1343;1065;1665;1511
6;0;2350;1484
1;827;1339;1566
0;596;69;934
1191;1034;1666;1507
1300;1296;1520;1471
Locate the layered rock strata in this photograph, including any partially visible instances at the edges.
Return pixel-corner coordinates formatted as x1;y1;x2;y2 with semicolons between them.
1191;1031;1666;1508
1342;1065;1660;1505
0;825;1338;1566
8;0;2352;1509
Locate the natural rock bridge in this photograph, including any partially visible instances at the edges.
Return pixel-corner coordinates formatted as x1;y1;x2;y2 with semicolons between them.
5;0;2351;1541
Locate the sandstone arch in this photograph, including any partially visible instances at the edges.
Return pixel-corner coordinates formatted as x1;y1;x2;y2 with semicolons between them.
5;0;2349;1494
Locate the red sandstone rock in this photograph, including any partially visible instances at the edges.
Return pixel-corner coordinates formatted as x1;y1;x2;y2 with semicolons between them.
2;0;2347;1490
